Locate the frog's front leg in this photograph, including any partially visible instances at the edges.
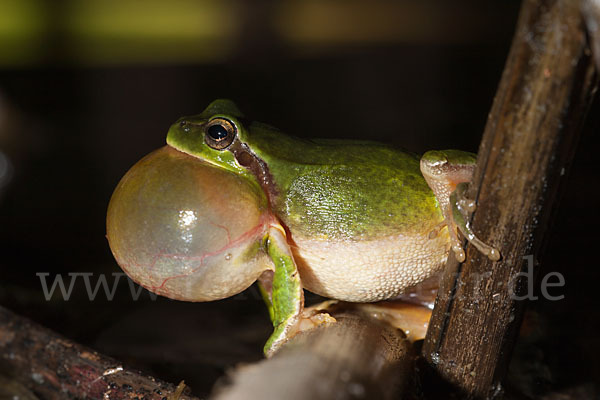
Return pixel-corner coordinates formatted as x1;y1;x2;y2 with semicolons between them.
258;224;303;356
259;223;335;357
450;182;501;260
420;150;500;262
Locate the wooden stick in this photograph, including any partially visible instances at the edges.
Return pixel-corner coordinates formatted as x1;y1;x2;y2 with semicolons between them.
421;0;598;398
583;0;600;71
0;306;199;400
212;312;414;400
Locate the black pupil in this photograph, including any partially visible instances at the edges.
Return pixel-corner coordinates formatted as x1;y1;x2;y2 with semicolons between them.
207;124;228;141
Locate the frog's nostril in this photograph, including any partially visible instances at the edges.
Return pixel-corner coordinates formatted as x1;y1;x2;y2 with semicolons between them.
179;120;193;133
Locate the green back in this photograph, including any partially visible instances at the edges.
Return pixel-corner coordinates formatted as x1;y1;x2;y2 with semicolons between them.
245;123;443;240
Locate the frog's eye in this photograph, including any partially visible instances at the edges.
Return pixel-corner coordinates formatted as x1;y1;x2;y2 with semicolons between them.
205;118;236;150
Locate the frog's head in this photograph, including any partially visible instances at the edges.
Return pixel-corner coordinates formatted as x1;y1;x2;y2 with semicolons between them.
107;100;274;303
166;99;256;179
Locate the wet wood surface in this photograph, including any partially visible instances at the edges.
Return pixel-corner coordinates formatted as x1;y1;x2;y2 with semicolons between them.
583;0;600;71
422;0;598;398
0;305;199;400
212;312;414;400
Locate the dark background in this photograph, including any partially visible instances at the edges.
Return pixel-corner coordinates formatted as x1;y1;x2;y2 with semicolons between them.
0;0;598;398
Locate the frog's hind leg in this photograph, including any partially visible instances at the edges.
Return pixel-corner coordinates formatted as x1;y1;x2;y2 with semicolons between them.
420;150;500;262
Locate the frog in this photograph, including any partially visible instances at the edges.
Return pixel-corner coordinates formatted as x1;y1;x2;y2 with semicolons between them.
106;99;500;357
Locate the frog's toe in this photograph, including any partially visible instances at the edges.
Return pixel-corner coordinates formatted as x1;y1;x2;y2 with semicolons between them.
452;243;466;263
488;247;501;261
299;300;338;331
471;239;501;261
299;309;337;332
446;217;467;262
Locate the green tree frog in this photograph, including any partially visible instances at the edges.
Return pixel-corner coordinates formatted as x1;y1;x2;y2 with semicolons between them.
106;99;500;356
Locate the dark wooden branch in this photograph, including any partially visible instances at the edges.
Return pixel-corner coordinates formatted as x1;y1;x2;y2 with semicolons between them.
422;0;598;398
0;306;199;400
211;312;414;400
583;0;600;71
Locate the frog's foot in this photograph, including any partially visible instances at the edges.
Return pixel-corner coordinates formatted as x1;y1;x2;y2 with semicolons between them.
445;215;467;262
420;151;501;262
298;304;337;332
284;300;431;343
306;300;431;342
428;219;466;261
360;301;432;342
450;182;501;261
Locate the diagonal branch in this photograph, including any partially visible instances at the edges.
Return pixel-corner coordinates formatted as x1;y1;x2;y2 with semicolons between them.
0;306;199;400
422;0;598;398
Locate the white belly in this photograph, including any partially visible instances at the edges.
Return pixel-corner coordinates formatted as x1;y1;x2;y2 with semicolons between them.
290;229;450;302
